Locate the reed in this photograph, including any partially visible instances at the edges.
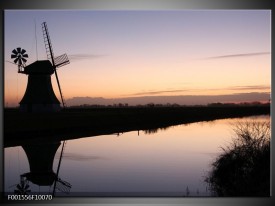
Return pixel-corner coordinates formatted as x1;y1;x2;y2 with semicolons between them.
205;120;270;196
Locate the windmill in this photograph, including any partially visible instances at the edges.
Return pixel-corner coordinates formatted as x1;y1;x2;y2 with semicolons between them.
14;176;31;195
15;140;71;195
11;47;28;73
11;22;69;112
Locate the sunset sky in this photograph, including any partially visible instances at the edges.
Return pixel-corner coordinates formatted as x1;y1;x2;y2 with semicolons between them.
4;10;271;106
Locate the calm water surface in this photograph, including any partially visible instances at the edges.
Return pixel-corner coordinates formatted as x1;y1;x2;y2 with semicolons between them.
4;115;269;196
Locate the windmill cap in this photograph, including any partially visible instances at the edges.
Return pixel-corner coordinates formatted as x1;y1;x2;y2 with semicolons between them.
24;60;54;75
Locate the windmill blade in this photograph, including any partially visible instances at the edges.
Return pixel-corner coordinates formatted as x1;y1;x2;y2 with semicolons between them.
54;54;70;68
21;49;26;54
16;47;22;53
54;69;66;107
16;184;23;190
23;54;28;58
11;54;17;59
22;58;27;63
42;22;66;108
21;181;26;187
24;184;30;190
12;49;18;55
14;58;19;64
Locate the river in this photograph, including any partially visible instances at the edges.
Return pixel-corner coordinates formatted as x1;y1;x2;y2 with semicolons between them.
4;115;270;197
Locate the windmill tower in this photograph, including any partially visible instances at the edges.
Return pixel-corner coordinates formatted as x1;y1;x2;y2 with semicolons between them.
21;141;61;187
11;22;69;112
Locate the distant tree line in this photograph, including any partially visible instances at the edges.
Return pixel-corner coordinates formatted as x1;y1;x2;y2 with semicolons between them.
68;101;270;108
207;101;270;107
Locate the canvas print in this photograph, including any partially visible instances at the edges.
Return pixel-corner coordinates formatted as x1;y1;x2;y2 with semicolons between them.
4;10;270;197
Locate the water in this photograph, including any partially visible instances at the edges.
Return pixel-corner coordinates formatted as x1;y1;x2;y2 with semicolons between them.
4;115;269;197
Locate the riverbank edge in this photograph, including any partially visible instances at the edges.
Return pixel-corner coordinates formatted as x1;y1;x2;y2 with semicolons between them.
4;105;270;147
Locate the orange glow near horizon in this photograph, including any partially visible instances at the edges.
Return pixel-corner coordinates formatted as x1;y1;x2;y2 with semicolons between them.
5;53;270;105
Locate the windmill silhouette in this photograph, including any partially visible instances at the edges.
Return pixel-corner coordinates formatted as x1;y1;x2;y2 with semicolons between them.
13;140;71;195
11;47;28;73
13;176;31;195
11;22;69;112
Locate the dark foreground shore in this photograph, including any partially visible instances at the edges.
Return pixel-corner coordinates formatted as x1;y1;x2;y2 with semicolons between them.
4;105;270;147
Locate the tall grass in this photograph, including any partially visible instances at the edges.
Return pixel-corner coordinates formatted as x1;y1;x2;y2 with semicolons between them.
205;119;270;196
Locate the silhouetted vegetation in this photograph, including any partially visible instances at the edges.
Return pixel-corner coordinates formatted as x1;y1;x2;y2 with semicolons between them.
4;104;270;147
205;120;270;196
67;101;270;108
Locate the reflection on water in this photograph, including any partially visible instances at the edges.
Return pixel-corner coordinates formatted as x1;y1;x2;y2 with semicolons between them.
4;115;270;197
144;127;170;134
5;140;71;196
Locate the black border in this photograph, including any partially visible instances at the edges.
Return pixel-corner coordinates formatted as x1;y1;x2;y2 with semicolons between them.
1;0;273;205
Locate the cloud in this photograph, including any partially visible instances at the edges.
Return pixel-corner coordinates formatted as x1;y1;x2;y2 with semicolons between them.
68;54;107;62
193;85;270;92
130;89;188;96
227;85;271;91
205;52;270;59
55;152;107;161
127;85;270;97
195;85;270;92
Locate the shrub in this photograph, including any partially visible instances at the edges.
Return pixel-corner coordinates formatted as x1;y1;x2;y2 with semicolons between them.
205;119;270;196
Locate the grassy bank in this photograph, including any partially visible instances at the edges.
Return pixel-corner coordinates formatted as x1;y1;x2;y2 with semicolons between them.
205;120;270;196
4;105;270;147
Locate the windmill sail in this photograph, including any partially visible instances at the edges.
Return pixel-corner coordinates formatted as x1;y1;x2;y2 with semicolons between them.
54;54;70;68
42;22;69;108
56;178;72;194
52;141;71;196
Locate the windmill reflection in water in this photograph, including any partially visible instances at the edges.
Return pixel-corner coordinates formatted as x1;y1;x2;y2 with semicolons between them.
10;22;71;195
13;140;71;196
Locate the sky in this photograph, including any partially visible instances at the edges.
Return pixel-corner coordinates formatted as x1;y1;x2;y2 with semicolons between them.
4;10;271;106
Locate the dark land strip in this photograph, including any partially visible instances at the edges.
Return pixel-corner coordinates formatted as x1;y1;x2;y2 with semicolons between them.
4;105;270;147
